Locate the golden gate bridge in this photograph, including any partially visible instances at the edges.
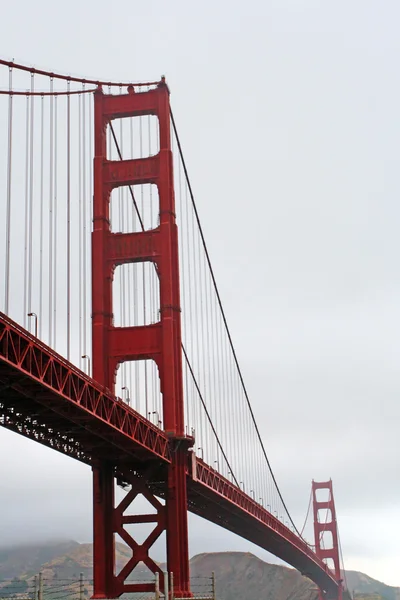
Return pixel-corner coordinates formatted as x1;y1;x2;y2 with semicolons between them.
0;59;346;600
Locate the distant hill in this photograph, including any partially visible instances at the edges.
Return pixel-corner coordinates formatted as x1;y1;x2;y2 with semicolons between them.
0;542;398;600
0;541;79;580
36;542;132;582
191;552;318;600
345;571;400;600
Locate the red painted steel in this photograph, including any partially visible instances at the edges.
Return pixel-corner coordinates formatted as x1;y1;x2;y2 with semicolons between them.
91;82;191;598
0;313;340;598
312;481;343;600
0;66;343;600
0;311;170;463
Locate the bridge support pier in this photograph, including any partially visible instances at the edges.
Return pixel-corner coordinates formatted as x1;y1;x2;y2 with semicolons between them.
91;461;191;599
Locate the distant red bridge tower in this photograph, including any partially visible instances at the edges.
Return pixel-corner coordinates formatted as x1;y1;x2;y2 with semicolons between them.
312;480;343;600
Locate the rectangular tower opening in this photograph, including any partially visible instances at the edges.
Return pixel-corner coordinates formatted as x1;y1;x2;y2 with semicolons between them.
110;184;159;233
315;488;330;503
321;530;334;550
113;262;160;328
116;359;162;425
107;115;159;161
317;508;332;524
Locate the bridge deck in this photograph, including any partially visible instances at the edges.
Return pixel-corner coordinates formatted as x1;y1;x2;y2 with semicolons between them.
0;311;338;598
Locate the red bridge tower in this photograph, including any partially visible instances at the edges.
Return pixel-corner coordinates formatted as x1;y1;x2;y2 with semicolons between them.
91;80;191;598
312;480;343;600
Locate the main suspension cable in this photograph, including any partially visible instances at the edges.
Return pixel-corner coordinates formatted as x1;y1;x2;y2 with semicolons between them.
170;107;303;537
0;58;160;89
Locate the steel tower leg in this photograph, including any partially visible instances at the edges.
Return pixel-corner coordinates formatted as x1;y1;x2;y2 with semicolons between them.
167;444;191;595
92;463;115;599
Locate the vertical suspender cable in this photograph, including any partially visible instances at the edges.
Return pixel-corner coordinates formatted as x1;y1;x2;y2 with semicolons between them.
53;95;58;347
23;93;30;329
89;91;93;220
28;73;35;318
66;81;71;359
39;94;44;338
89;89;93;367
49;77;54;346
4;66;13;314
78;91;82;367
82;85;87;366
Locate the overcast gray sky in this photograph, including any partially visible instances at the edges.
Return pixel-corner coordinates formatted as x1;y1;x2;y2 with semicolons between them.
1;0;400;587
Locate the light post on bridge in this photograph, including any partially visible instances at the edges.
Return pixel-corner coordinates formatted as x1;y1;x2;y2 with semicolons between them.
152;411;162;427
197;447;204;460
148;411;161;427
121;386;130;406
27;312;38;337
81;354;91;376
